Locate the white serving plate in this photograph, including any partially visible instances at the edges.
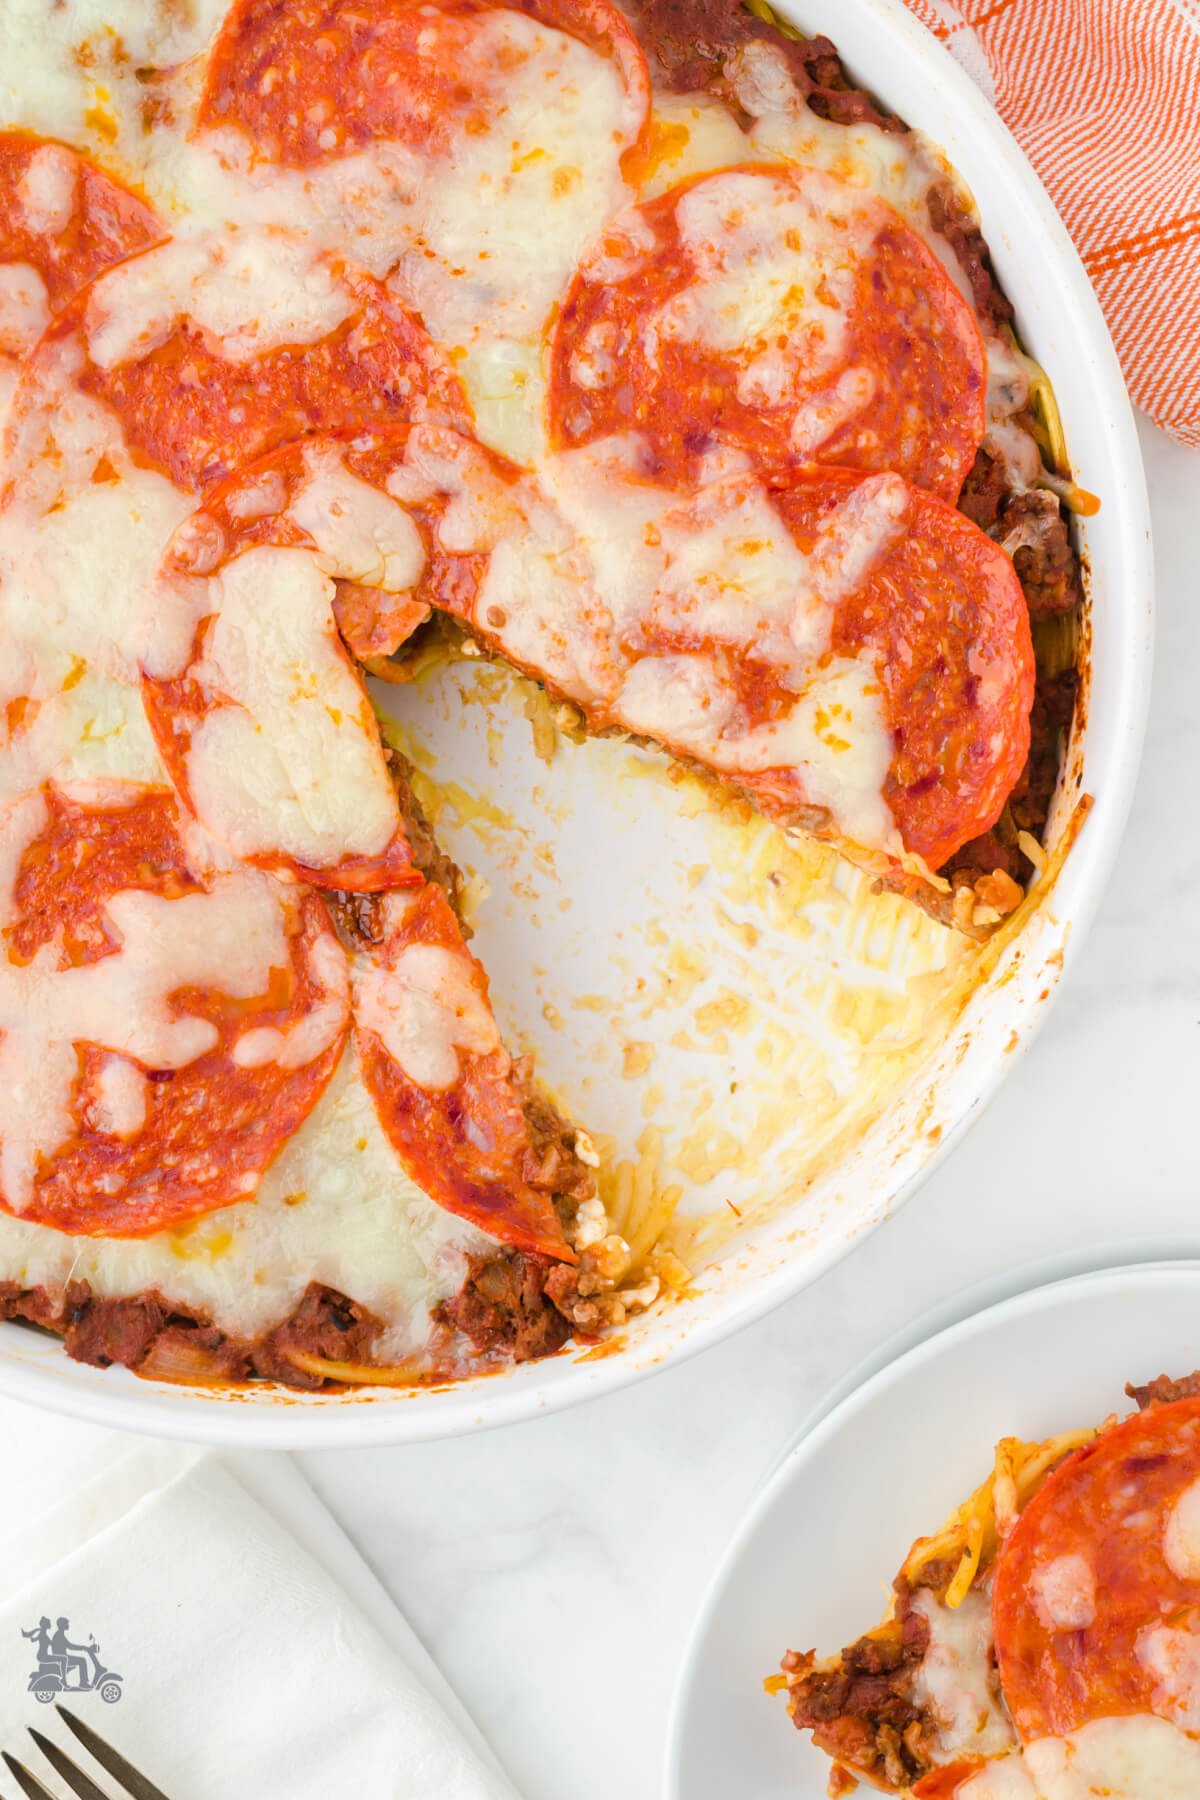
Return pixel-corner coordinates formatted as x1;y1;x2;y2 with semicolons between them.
666;1259;1200;1800
0;0;1153;1445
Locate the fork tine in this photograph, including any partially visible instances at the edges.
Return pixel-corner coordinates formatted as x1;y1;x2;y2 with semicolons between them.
27;1731;110;1800
1;1753;55;1800
53;1714;170;1800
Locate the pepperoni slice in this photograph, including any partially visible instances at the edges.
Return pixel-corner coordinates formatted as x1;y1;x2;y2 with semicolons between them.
332;582;431;662
0;781;350;1237
196;0;651;372
992;1398;1200;1743
912;1764;987;1798
349;880;574;1260
547;163;987;499
140;432;483;890
753;468;1033;870
199;0;650;173
40;233;470;492
0;132;163;431
0;131;162;315
418;448;1033;872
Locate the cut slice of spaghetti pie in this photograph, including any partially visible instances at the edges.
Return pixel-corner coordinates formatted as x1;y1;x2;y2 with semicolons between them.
774;1377;1200;1797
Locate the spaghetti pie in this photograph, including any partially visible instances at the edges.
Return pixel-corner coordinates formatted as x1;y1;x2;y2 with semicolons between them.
774;1377;1200;1798
0;0;1084;1388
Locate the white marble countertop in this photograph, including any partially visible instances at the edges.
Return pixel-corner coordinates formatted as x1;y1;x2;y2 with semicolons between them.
298;417;1197;1800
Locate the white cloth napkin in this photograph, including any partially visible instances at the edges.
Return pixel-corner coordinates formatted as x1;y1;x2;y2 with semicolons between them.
0;1397;520;1799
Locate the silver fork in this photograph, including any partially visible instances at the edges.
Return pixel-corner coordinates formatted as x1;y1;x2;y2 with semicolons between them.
2;1707;170;1800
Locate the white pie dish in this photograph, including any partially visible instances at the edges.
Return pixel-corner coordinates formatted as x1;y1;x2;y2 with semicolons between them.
0;0;1152;1446
664;1257;1200;1799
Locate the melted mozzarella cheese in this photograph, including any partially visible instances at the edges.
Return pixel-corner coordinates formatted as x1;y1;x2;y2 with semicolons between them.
0;1044;498;1354
0;261;50;433
393;10;635;343
653;168;879;405
958;1760;1040;1799
84;229;355;369
616;654;737;752
1137;1620;1200;1732
648;478;816;659
790;365;880;456
1031;1553;1097;1631
650;469;908;672
0;374;189;685
0;669;164;812
0;342;186;806
530;439;671;634
153;125;425;271
0;0;224;156
452;335;548;468
17;141;77;233
961;1716;1200;1798
440;447;623;701
1165;1476;1200;1580
176;543;400;867
714;658;896;850
0;261;49;356
388;9;638;463
0;394;187;684
288;449;427;593
1024;1716;1200;1797
355;937;502;1093
983;334;1045;489
911;1588;1017;1760
87;1052;149;1140
639;93;756;201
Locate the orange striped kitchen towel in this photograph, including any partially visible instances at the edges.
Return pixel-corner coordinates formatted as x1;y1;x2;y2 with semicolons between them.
899;0;1200;448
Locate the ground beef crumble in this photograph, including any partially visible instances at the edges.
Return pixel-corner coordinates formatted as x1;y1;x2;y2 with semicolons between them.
1128;1369;1200;1411
64;1291;177;1370
784;1599;937;1790
513;1056;596;1215
937;676;1073;902
1012;668;1078;844
435;1250;576;1362
324;749;463;949
432;1061;613;1361
626;0;898;130
254;1285;385;1386
1005;495;1084;619
937;664;1076;904
0;1279;382;1389
924;182;1014;341
960;449;1082;619
390;747;463;902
